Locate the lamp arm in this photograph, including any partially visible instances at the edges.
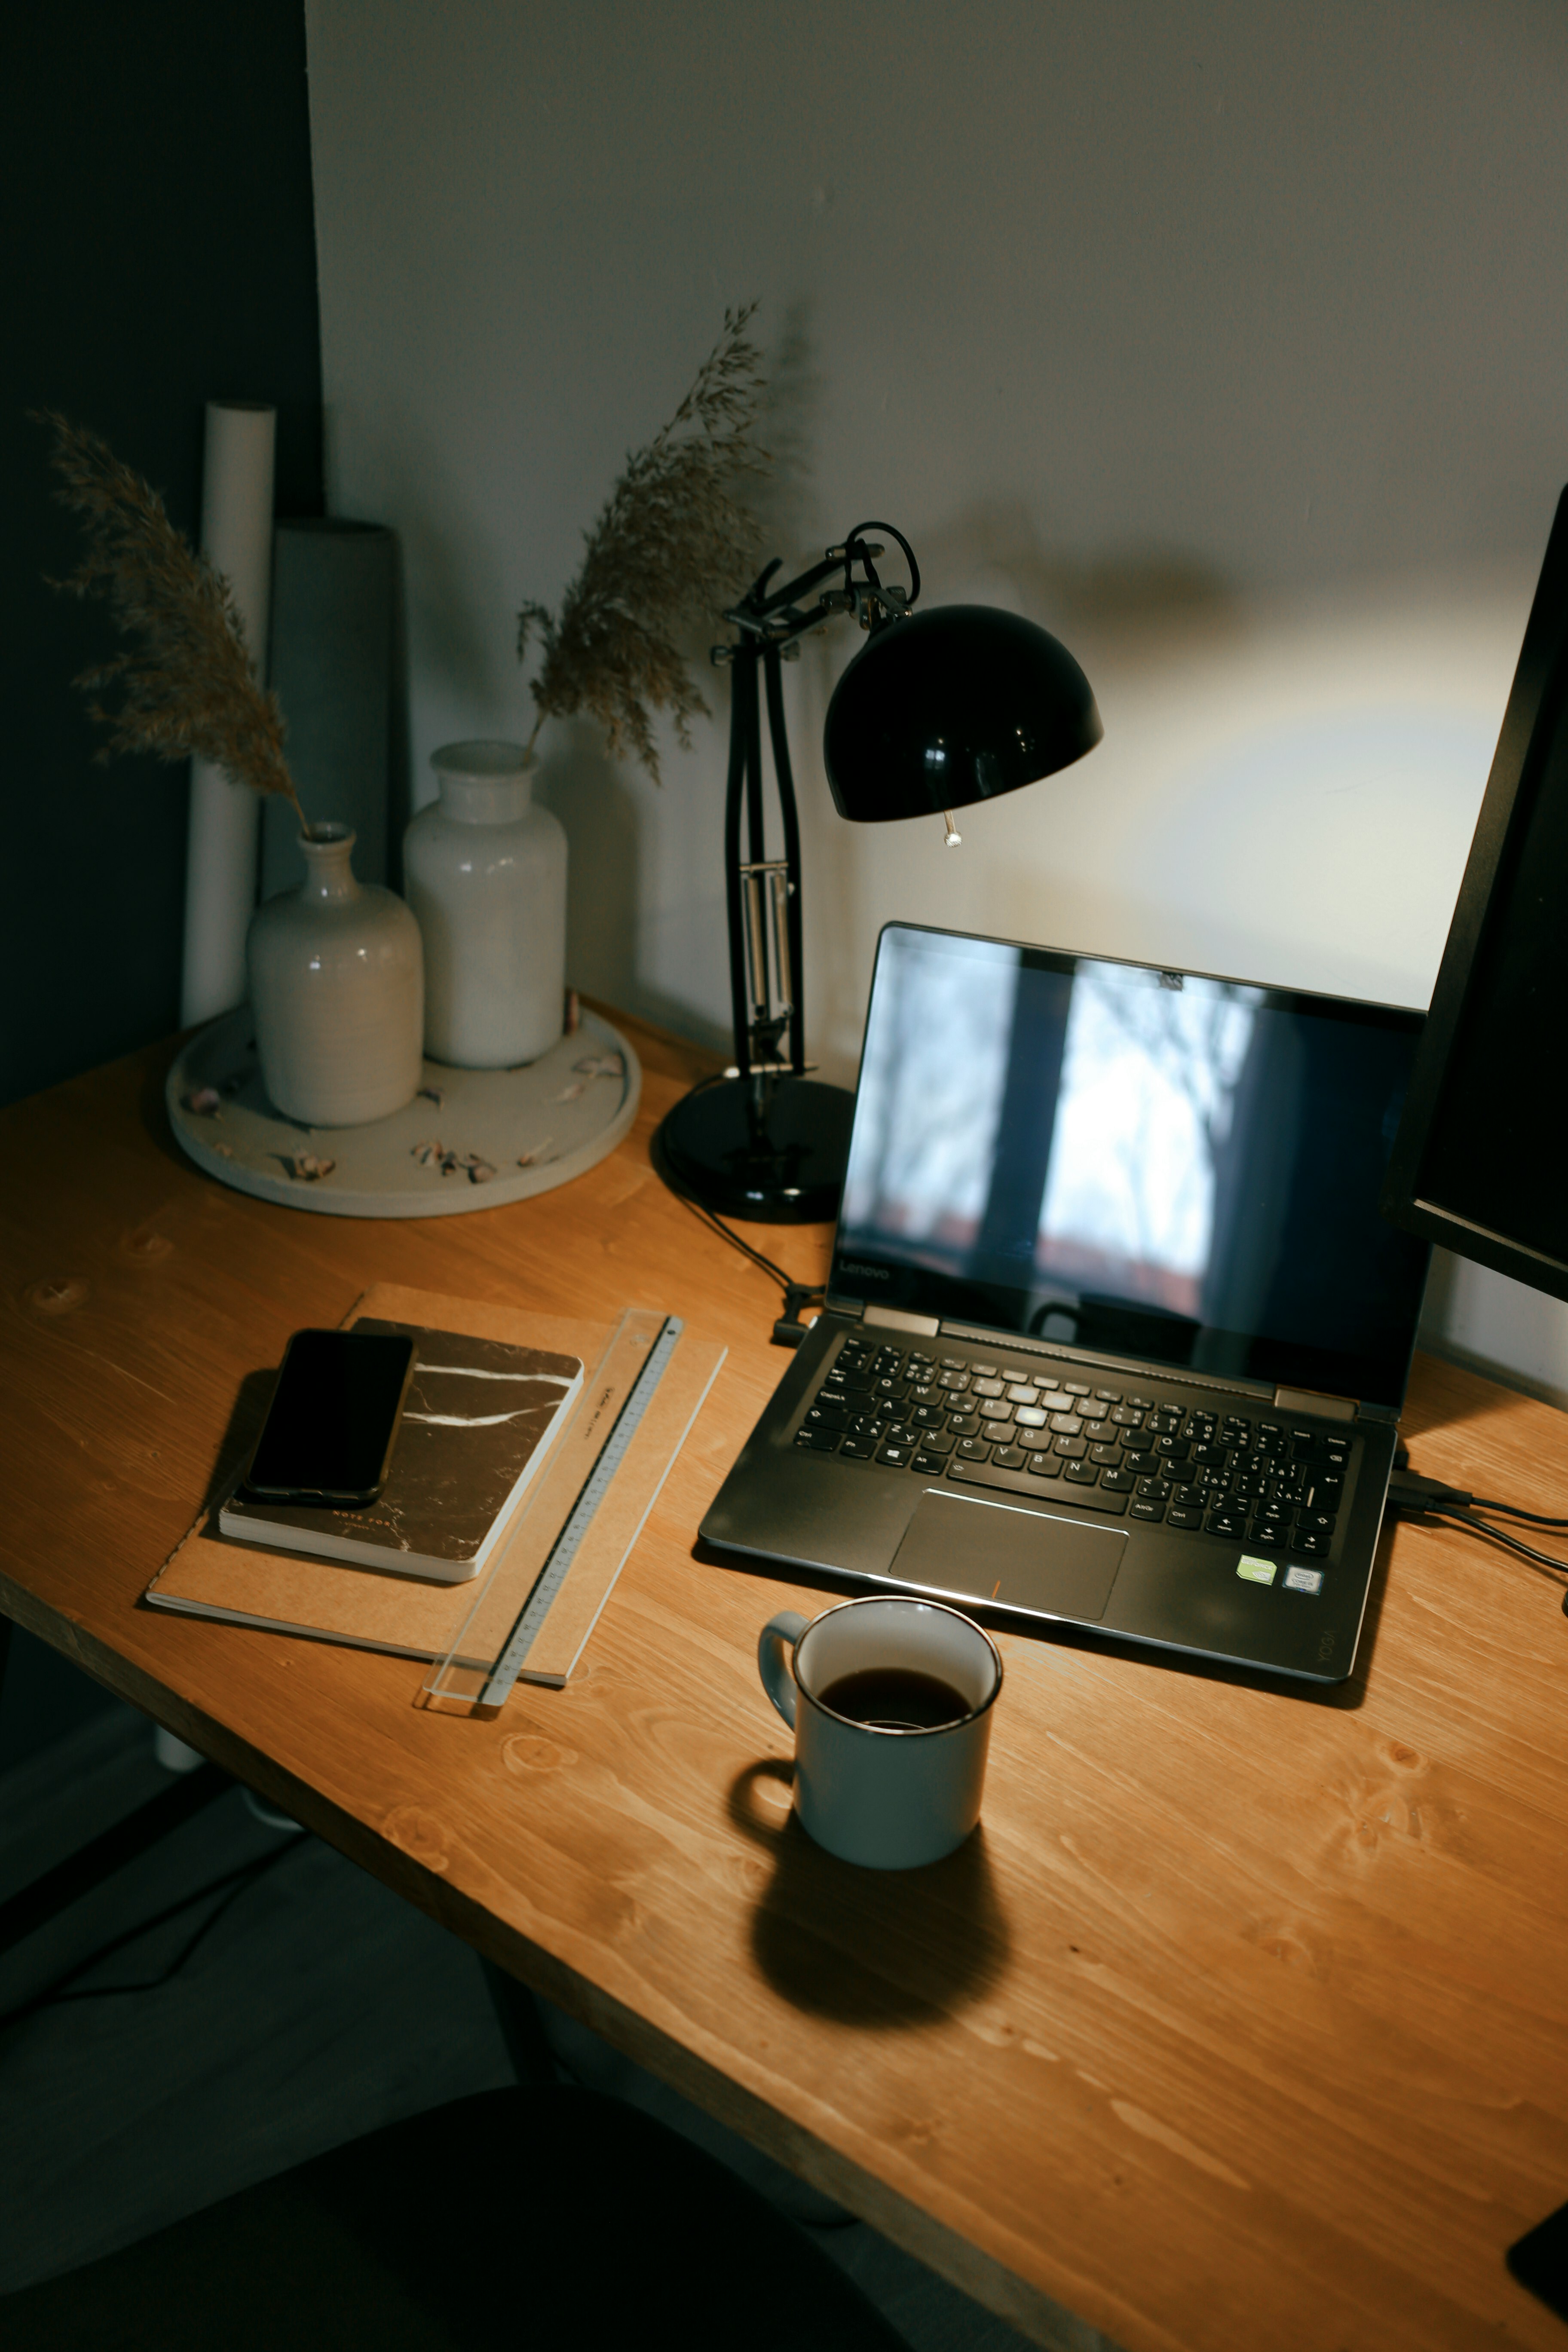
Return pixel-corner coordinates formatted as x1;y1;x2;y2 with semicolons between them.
722;520;922;651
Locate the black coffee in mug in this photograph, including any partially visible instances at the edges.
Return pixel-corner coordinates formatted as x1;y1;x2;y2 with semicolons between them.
818;1666;971;1731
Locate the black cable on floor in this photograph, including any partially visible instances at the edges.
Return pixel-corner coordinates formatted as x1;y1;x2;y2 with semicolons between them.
0;1831;304;2039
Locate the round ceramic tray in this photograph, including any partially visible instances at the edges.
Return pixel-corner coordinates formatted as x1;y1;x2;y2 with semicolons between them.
166;1006;641;1218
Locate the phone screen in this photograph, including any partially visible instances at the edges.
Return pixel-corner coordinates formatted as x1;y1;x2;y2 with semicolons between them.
245;1329;418;1505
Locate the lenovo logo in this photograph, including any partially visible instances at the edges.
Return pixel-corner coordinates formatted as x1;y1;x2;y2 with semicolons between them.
842;1262;890;1279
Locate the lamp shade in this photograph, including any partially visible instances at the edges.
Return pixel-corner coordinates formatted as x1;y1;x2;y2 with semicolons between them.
822;603;1102;822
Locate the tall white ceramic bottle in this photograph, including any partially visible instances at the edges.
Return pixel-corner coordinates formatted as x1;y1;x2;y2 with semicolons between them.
247;825;424;1125
403;741;568;1068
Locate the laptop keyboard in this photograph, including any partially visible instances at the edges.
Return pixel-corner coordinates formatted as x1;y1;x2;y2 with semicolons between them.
794;1332;1353;1563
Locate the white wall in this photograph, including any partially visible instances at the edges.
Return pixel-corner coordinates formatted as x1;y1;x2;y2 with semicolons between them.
303;0;1568;1400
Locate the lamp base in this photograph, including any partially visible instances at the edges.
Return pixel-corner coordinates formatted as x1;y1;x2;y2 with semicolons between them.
654;1073;854;1223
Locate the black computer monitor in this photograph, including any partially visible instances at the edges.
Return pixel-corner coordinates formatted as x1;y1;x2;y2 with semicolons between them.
1381;488;1568;1302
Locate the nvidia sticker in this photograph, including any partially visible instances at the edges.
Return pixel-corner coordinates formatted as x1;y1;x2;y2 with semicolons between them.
1237;1555;1277;1585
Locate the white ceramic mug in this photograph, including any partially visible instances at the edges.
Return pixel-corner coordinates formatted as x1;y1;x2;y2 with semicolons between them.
757;1595;1002;1870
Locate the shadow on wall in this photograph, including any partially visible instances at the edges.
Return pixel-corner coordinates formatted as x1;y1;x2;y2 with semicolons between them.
747;295;827;565
915;496;1246;657
534;719;642;1016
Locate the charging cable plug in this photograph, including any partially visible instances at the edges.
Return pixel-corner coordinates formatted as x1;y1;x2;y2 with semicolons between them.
1386;1471;1476;1519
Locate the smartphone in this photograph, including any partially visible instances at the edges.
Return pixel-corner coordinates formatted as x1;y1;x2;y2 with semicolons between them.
243;1329;418;1506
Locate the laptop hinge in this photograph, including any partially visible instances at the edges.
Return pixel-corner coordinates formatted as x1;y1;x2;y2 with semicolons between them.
862;1304;942;1338
1273;1386;1357;1423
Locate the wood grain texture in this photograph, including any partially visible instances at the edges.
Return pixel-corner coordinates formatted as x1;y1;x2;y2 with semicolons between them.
2;1016;1567;2352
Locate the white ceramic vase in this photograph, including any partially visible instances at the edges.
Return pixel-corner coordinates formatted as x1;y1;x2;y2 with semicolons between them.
403;741;568;1068
247;825;424;1126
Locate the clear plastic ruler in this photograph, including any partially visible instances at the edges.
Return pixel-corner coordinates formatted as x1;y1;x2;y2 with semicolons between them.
423;1308;722;1712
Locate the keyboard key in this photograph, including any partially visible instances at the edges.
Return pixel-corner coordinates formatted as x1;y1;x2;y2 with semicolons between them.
1054;1436;1088;1459
910;1403;946;1429
1063;1461;1101;1486
913;1427;953;1455
947;1458;1128;1513
972;1377;1005;1399
1038;1376;1061;1390
994;1445;1029;1470
839;1436;877;1460
795;1428;841;1452
1167;1505;1204;1529
911;1449;950;1474
1064;1381;1091;1396
1290;1529;1331;1558
1049;1412;1084;1436
938;1371;972;1392
947;1413;981;1437
1295;1510;1335;1537
1173;1483;1209;1507
1123;1450;1161;1476
1110;1406;1145;1428
980;1420;1015;1444
1026;1451;1061;1476
1128;1396;1157;1412
956;1437;992;1463
805;1401;851;1429
877;1442;916;1467
938;1357;967;1371
1006;1384;1039;1404
1095;1387;1122;1402
971;1363;1000;1378
1191;1443;1230;1468
1090;1443;1122;1466
1078;1399;1110;1422
1014;1406;1048;1428
1206;1510;1247;1538
1130;1498;1166;1522
1101;1470;1136;1493
1135;1475;1173;1500
1154;1436;1190;1461
906;1352;935;1372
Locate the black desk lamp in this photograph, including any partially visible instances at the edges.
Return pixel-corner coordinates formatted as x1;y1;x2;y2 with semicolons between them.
653;522;1102;1222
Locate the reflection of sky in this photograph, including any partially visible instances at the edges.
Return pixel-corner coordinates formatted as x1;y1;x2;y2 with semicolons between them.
842;940;1015;1242
1039;975;1253;1283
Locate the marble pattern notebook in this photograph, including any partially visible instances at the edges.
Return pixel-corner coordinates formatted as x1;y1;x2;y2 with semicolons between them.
218;1318;582;1582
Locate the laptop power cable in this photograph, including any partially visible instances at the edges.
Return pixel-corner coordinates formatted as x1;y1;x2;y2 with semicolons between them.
670;1191;826;1347
1387;1455;1568;1607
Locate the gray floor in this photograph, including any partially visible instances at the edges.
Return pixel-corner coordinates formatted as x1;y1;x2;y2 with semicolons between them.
0;1704;1073;2351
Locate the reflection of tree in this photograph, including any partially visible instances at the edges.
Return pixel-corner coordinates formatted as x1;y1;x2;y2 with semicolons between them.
861;951;1010;1235
1080;976;1252;1167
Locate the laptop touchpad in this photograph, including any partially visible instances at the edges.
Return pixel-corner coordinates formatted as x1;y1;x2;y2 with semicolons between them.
891;1489;1127;1623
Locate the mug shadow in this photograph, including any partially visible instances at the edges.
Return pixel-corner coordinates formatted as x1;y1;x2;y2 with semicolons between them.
728;1758;1012;2027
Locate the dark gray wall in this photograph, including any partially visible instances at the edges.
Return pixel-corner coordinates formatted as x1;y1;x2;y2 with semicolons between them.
1;0;324;1764
3;0;325;1111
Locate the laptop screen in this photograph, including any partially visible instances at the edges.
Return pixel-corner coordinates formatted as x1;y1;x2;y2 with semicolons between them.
832;925;1431;1410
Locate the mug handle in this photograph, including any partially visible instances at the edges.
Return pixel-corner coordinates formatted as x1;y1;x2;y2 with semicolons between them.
758;1611;809;1728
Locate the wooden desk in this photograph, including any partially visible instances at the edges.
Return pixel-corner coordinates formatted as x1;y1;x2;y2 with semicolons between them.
3;1021;1567;2352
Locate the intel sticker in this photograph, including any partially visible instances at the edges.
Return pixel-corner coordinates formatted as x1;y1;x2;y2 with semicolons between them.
1284;1565;1324;1594
1237;1555;1277;1586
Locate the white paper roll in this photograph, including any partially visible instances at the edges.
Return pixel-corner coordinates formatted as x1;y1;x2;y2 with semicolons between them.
179;401;276;1027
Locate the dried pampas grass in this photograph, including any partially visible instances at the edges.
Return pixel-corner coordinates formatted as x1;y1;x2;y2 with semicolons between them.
38;411;312;834
518;304;769;783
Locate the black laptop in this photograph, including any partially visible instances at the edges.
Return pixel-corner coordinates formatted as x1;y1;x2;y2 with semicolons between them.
702;923;1432;1684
